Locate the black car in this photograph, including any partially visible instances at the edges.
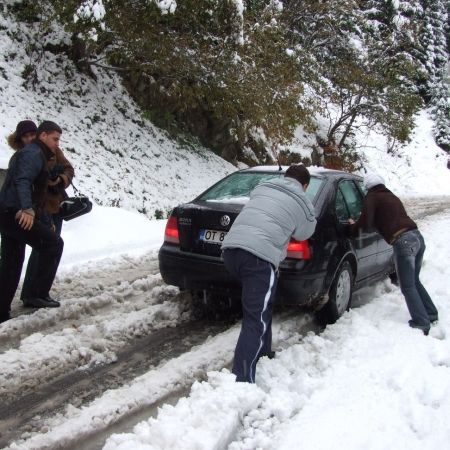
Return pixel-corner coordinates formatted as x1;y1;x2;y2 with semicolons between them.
159;166;395;323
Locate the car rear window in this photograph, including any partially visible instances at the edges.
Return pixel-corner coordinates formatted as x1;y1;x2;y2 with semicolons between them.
198;172;323;204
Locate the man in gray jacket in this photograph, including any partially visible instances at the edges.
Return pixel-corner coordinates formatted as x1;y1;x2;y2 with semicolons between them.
222;165;317;383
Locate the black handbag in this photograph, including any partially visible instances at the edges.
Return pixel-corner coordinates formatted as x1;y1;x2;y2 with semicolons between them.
59;184;93;221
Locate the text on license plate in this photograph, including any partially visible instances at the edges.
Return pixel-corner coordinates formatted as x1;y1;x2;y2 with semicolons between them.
199;229;227;244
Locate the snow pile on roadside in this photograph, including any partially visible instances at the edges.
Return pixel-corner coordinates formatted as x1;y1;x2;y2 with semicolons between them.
14;203;166;274
103;372;265;450
103;211;450;450
57;204;166;269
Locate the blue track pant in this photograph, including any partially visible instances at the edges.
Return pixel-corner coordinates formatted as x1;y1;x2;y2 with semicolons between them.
222;248;277;383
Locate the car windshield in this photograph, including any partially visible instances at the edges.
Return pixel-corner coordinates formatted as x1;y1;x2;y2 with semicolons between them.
198;171;323;204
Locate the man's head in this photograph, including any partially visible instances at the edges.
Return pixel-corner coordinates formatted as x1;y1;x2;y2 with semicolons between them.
285;164;311;189
37;121;62;152
364;172;385;190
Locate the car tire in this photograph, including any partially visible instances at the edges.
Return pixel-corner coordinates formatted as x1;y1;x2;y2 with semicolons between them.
316;260;353;325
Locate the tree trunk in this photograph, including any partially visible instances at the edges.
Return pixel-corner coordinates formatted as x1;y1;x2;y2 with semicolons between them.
338;110;358;148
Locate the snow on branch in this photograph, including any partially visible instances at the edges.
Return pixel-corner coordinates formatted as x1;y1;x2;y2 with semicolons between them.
74;0;106;41
74;0;106;23
231;0;245;45
154;0;177;15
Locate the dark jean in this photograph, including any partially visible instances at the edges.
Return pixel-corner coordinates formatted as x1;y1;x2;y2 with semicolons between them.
222;248;278;383
393;229;438;330
0;210;63;315
21;213;63;300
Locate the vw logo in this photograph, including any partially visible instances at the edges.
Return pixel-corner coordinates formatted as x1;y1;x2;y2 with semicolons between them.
220;215;231;227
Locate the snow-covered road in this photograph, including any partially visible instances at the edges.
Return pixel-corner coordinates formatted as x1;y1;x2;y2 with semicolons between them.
0;197;449;450
102;204;450;450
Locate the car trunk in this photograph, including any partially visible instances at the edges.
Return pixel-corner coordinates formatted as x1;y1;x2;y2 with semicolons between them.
177;202;243;257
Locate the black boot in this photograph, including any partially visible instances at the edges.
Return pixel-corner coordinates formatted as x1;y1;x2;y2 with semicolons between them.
23;297;60;308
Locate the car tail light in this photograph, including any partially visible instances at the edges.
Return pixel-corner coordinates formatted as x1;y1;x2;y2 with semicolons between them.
164;215;179;244
286;239;311;259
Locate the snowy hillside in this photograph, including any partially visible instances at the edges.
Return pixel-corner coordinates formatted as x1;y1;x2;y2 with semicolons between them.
286;110;450;197
0;11;234;219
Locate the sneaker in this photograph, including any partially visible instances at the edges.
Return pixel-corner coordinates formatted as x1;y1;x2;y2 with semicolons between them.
23;297;60;308
408;320;429;336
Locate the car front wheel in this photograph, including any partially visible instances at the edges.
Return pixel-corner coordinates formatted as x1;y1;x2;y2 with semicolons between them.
316;260;353;325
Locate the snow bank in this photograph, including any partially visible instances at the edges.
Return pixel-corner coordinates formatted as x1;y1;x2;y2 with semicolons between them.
103;372;265;450
58;204;166;269
6;202;166;274
103;211;450;450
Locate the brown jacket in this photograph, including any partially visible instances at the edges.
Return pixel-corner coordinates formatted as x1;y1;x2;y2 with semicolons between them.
350;185;417;244
8;135;75;214
44;146;75;214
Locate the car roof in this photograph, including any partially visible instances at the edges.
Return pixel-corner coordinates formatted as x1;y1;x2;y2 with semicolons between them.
239;165;361;179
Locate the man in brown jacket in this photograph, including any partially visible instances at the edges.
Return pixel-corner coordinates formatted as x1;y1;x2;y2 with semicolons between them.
20;121;74;304
349;173;438;335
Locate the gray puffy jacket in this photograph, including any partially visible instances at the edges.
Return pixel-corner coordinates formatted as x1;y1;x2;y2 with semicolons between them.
222;176;317;267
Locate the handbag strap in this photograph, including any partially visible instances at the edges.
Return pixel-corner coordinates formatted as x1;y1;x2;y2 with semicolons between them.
71;181;85;197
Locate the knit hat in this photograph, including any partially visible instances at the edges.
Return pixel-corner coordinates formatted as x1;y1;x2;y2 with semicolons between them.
15;120;37;139
364;172;385;190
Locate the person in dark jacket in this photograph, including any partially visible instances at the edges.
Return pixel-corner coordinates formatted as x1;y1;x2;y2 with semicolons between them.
222;165;317;382
349;172;438;335
0;121;65;324
7;120;74;303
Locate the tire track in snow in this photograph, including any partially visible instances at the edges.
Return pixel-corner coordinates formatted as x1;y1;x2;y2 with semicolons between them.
0;273;166;352
3;312;318;450
0;284;192;403
7;252;161;321
0;319;232;449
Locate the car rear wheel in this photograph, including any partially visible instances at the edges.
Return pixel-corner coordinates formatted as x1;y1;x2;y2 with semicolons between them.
316;261;353;325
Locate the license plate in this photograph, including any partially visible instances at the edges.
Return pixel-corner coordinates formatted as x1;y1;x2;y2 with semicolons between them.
199;229;227;245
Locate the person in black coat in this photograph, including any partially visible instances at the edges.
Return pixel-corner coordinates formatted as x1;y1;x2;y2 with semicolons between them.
0;121;65;324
